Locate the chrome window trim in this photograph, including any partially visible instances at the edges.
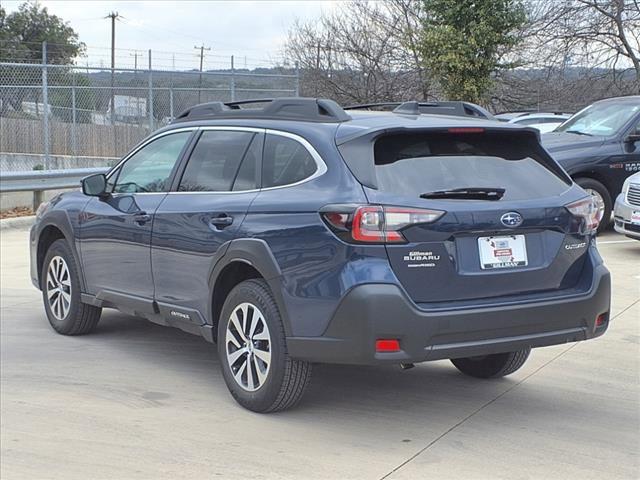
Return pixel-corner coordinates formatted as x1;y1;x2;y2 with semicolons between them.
165;126;329;195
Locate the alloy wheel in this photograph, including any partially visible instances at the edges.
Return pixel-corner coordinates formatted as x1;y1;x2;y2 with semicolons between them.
225;302;272;392
46;256;72;321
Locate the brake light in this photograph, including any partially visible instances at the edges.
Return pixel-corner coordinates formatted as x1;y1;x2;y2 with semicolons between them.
447;127;485;133
322;205;444;244
566;197;599;234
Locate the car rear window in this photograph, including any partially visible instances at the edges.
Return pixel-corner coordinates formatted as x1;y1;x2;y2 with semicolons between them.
372;132;570;200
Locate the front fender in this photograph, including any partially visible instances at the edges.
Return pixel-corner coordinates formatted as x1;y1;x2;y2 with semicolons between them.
32;209;86;292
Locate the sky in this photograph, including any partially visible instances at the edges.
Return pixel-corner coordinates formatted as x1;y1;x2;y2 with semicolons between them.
3;0;339;69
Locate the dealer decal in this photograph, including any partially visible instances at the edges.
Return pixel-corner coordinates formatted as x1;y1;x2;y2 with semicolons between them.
404;250;440;268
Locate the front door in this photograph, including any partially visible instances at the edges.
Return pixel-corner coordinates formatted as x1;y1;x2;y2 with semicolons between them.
79;130;193;305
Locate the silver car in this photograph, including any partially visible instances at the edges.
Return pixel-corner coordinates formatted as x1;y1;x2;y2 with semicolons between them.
614;172;640;240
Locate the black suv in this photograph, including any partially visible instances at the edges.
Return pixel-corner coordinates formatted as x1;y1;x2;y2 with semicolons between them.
30;98;611;412
542;95;640;230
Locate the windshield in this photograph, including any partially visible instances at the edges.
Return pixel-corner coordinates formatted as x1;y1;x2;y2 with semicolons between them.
555;102;640;136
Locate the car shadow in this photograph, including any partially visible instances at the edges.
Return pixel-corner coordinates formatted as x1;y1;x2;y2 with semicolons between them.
92;310;581;425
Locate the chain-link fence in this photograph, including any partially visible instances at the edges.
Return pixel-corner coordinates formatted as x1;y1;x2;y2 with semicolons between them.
1;44;299;171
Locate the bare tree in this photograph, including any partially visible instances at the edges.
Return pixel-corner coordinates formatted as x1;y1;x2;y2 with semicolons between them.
285;0;639;112
493;0;639;112
285;1;432;104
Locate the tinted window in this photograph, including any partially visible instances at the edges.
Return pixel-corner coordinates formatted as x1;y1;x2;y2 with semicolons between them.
113;132;191;193
233;135;261;191
179;131;255;192
262;134;317;188
373;132;570;200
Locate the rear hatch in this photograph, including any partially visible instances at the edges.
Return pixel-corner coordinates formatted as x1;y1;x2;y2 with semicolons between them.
338;127;593;305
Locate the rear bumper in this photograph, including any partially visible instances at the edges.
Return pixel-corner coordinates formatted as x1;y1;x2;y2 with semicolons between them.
287;262;610;365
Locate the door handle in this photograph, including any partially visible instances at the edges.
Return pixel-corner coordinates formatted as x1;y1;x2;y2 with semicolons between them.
133;212;151;225
209;214;234;229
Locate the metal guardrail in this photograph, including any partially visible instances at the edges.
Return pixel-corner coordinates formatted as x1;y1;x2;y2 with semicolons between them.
0;167;109;193
0;168;108;209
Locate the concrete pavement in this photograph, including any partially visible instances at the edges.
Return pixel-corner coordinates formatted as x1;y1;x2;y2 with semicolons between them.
1;228;638;480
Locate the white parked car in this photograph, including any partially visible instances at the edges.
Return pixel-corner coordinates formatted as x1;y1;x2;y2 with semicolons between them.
614;172;640;240
495;112;572;133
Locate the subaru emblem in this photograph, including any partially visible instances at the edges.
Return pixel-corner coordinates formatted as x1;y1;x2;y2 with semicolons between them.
500;212;523;228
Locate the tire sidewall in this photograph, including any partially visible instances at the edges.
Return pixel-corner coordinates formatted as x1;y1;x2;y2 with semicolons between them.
42;239;82;334
217;280;288;412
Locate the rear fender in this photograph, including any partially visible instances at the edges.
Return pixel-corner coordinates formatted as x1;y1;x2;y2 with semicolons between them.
208;238;291;335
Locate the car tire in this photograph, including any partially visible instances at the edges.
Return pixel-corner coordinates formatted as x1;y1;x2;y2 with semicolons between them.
217;279;312;413
450;348;531;379
575;177;612;232
42;239;101;335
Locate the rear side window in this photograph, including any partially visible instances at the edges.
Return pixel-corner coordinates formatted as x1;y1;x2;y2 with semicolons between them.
372;132;570;200
179;130;256;192
262;134;317;188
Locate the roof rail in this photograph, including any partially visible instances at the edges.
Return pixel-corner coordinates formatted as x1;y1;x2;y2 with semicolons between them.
393;101;494;119
343;102;402;111
173;97;351;123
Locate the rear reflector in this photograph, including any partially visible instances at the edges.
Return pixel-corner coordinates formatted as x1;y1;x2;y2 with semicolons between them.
596;313;608;327
376;339;401;353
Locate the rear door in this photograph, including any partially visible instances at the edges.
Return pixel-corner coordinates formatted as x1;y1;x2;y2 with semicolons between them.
151;127;262;324
342;128;589;305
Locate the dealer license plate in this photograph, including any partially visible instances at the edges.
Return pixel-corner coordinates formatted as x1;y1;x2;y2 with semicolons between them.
478;235;528;270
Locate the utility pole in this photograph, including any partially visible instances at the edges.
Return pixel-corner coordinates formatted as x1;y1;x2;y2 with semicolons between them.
130;51;138;72
106;11;119;124
194;44;211;103
130;51;140;119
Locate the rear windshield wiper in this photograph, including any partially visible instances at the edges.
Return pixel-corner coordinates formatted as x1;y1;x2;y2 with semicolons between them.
565;130;593;136
420;187;505;201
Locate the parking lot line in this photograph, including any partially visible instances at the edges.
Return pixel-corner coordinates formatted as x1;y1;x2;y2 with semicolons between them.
597;239;637;244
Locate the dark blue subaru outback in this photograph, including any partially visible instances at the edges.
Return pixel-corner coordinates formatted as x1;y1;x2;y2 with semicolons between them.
30;98;611;412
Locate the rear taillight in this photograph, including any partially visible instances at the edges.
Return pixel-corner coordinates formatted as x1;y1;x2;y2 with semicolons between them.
566;197;599;234
322;205;444;244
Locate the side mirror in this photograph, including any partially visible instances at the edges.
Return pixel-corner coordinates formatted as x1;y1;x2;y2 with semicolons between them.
625;133;640;143
82;173;108;197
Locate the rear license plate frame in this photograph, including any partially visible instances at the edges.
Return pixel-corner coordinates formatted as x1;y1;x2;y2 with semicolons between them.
478;235;528;270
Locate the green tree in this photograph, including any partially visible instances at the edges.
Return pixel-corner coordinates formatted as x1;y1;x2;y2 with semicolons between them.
0;2;85;114
49;74;95;123
1;2;84;63
418;0;525;103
